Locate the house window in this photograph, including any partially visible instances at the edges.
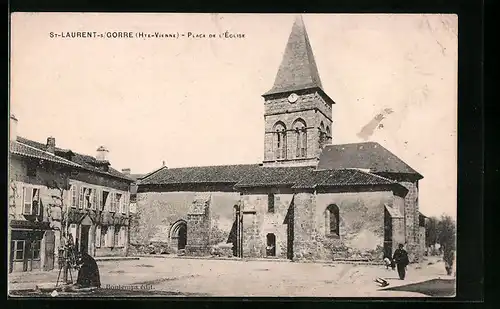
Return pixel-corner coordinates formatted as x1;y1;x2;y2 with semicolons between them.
268;194;275;213
27;164;37;177
273;122;287;160
70;185;78;208
32;240;41;260
83;188;94;209
102;191;109;211
13;240;25;261
23;187;41;215
325;204;340;237
95;226;101;248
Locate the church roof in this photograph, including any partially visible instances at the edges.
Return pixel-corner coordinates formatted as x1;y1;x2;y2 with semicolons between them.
263;15;327;97
139;164;262;185
317;142;423;179
139;163;403;191
290;168;398;189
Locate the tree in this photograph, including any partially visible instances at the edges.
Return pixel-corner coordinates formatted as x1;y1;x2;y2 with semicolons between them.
425;216;439;247
437;214;456;251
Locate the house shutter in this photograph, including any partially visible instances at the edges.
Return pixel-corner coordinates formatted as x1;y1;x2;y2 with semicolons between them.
101;228;107;247
121;227;126;247
124;194;129;214
95;226;101;247
92;189;98;210
78;187;84;209
109;193;114;212
116;227;121;246
97;190;102;211
108;226;115;247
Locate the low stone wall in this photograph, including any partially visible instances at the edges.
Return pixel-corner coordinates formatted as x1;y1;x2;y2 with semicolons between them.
128;242;174;256
210;243;234;258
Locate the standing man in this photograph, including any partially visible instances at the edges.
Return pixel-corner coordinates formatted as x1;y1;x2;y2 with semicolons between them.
393;243;410;280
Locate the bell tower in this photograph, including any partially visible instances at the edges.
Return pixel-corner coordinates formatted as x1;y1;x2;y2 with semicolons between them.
262;15;335;167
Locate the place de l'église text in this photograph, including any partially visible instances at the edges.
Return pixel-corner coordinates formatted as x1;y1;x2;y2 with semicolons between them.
49;31;245;39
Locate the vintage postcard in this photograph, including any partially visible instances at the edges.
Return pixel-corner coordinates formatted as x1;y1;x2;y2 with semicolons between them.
8;13;457;298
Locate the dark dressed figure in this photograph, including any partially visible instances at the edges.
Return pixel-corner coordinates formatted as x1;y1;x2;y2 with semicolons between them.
392;244;409;280
76;252;101;288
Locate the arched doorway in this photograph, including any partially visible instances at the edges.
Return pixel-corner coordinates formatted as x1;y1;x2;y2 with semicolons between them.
170;220;187;251
266;233;276;257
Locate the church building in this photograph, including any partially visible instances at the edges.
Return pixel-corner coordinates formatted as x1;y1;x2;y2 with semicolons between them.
133;16;425;263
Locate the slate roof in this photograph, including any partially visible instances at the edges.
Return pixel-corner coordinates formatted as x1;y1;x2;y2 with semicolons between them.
317;142;423;179
290;168;397;189
10;141;81;167
139;164;261;185
139;163;401;191
15;136;133;182
263;15;332;103
234;166;315;188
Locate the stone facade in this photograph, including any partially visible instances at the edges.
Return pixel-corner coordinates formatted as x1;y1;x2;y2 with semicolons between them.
9;140;132;273
400;180;421;262
263;90;333;167
131;190;240;255
240;190;294;259
9;156;69;273
66;176;131;259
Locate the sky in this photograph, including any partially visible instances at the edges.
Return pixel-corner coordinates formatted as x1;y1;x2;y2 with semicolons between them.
10;13;458;218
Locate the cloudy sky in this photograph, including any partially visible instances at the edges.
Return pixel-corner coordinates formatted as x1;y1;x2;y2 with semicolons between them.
10;13;457;218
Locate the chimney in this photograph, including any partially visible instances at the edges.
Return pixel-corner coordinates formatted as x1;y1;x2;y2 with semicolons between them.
121;168;131;175
162;161;166;167
46;137;56;153
96;146;109;162
10;114;18;141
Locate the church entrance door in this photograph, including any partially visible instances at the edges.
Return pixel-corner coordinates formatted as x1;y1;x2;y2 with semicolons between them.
178;224;187;250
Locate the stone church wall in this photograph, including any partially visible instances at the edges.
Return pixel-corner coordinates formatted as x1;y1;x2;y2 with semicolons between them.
294;191;394;261
400;180;421;262
131;191;239;255
240;192;294;259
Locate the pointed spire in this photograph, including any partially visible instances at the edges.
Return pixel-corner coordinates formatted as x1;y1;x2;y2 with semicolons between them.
264;15;324;96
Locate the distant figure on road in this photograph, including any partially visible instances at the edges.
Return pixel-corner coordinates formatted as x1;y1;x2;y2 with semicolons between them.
75;252;101;288
393;244;409;280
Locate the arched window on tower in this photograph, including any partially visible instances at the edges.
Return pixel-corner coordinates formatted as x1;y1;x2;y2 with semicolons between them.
273;122;287;160
293;119;307;158
325;204;340;237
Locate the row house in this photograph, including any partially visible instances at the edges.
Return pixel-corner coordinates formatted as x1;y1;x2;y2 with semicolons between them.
8;114;134;273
